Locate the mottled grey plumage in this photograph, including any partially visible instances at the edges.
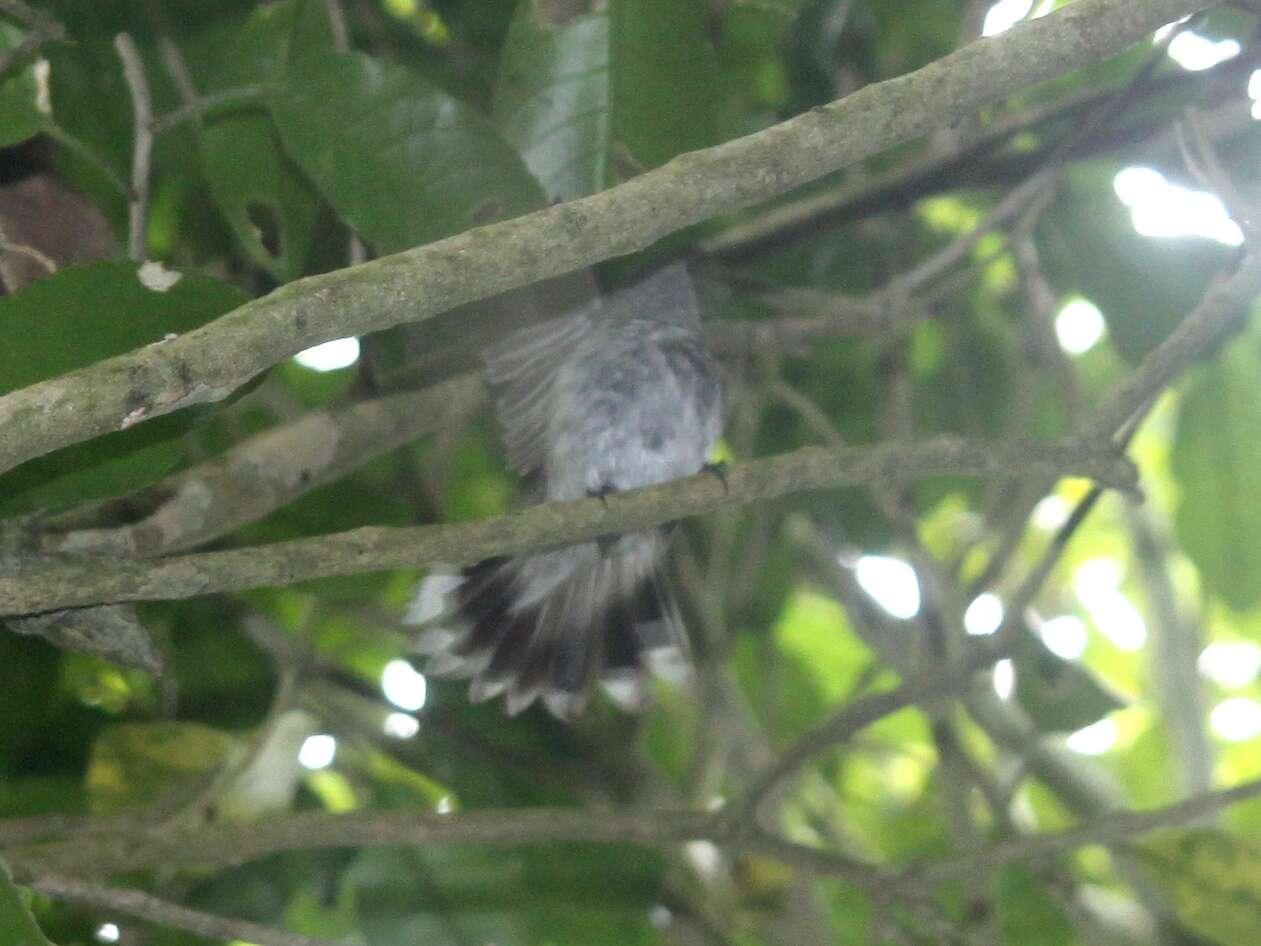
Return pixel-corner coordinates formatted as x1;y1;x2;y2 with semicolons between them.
407;262;721;718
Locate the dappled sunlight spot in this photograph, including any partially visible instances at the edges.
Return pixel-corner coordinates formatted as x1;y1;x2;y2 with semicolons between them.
1073;558;1146;651
1199;642;1261;689
993;658;1016;699
1055;298;1106;355
1166;30;1240;71
1113;166;1243;247
1031;494;1071;531
685;840;723;879
1211;697;1261;742
964;593;1004;636
298;733;337;770
982;0;1032;37
1249;69;1261;120
435;794;454;814
384;712;420;739
853;555;921;619
1083;592;1146;652
382;658;428;711
294;336;360;371
95;924;121;944
1074;557;1123;595
1066;717;1117;755
1040;615;1088;660
880;753;931;803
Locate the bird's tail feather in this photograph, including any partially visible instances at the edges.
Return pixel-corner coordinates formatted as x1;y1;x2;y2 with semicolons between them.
407;537;690;719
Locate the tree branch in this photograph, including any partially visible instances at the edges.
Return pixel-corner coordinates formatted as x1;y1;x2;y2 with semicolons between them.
698;44;1260;262
908;776;1261;888
0;0;1220;477
39;375;485;558
11;776;1261;901
1086;250;1261;443
113;33;153;262
0;436;1136;616
30;874;351;946
7;807;727;878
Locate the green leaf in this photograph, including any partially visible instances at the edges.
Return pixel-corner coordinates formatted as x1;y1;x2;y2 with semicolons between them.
1172;329;1261;611
198;0;326;280
86;721;235;812
1013;628;1126;734
0;21;49;149
271;47;543;254
0;262;250;514
0;260;248;392
1138;829;1261;946
733;588;874;745
493;0;718;201
0;856;58;946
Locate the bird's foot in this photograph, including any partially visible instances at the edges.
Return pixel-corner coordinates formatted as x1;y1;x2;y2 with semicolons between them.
702;461;729;494
587;482;618;508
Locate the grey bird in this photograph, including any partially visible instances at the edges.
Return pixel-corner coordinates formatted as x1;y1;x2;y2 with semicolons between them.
407;261;722;719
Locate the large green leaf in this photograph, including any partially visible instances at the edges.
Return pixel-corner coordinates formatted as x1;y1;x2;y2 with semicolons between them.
0;21;48;149
1172;328;1261;611
492;0;718;201
0;261;250;513
197;0;328;280
271;47;543;255
1138;829;1261;946
0;856;57;946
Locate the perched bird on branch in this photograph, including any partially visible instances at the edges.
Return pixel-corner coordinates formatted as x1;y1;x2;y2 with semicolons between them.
407;261;722;719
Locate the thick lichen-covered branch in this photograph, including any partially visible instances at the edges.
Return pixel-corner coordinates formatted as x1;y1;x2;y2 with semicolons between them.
41;376;485;558
0;0;1219;476
0;436;1135;615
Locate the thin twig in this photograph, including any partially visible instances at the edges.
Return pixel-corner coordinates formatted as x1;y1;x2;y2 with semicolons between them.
0;5;63;77
906;775;1261;888
891;167;1056;296
324;0;350;50
322;0;367;266
114;32;153;261
31;875;352;946
149;84;265;136
741;635;1013;822
1085;251;1261;444
1176;106;1258;243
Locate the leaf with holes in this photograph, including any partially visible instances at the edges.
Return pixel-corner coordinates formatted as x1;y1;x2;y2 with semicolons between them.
271;47;543;255
197;0;328;280
492;0;718;201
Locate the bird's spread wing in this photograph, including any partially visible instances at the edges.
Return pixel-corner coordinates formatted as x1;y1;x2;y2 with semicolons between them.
482;303;595;477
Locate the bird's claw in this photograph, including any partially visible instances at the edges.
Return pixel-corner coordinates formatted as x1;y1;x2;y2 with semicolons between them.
587;482;618;508
702;461;729;494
